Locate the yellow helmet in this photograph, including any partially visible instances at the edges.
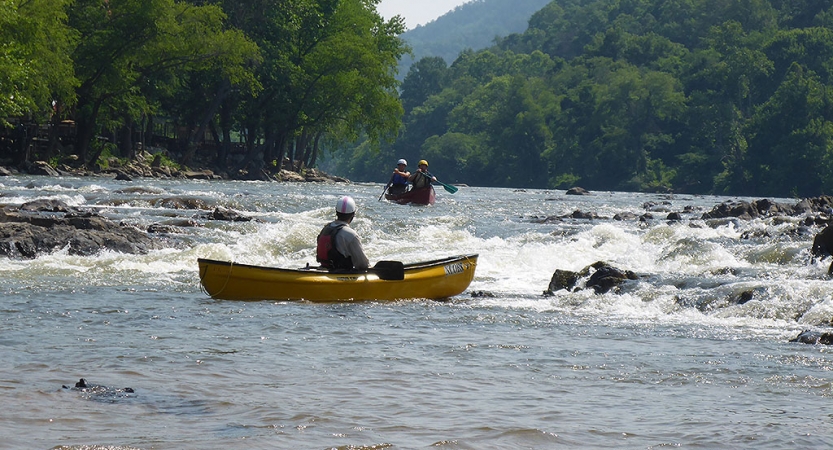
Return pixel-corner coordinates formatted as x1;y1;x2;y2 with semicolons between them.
418;160;428;167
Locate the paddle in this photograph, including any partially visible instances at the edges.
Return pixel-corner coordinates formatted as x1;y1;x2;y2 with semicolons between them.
378;175;394;201
370;260;404;280
436;180;458;194
425;171;458;194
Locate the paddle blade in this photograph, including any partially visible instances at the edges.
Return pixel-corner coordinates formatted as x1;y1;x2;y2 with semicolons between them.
372;261;404;280
442;183;458;194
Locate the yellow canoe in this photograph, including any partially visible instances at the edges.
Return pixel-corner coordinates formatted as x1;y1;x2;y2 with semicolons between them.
198;254;478;301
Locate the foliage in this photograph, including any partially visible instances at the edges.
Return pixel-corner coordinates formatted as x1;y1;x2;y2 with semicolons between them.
331;0;833;198
0;0;76;126
397;0;552;79
7;0;833;199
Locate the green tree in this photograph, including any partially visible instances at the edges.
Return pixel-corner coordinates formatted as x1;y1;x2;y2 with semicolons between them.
420;132;484;183
448;74;556;187
0;0;76;126
231;0;406;173
736;63;833;196
400;56;448;114
68;0;258;167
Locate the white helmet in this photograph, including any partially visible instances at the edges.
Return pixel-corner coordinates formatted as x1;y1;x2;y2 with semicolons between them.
335;196;357;214
397;159;407;165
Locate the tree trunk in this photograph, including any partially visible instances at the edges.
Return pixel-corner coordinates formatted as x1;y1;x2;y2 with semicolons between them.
262;127;275;163
45;112;64;162
119;116;134;159
216;102;232;168
307;132;322;168
293;129;311;171
274;134;288;171
236;121;260;172
75;98;103;167
181;79;231;166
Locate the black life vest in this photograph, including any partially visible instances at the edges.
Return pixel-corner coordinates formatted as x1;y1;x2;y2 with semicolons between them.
316;223;353;269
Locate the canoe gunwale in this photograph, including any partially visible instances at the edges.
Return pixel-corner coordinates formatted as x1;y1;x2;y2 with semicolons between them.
197;253;477;275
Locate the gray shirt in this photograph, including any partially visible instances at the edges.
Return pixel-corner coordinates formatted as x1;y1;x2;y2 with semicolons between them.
328;220;369;270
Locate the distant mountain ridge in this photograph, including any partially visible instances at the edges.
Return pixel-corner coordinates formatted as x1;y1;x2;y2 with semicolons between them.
397;0;551;78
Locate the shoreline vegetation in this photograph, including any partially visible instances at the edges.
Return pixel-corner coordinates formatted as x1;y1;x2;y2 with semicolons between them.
6;1;833;196
0;150;349;183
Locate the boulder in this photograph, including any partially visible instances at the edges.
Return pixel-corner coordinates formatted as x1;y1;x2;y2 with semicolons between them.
701;201;759;220
566;186;591;195
544;261;640;295
812;225;833;259
585;263;639;294
0;205;164;258
208;206;253;222
790;330;833;345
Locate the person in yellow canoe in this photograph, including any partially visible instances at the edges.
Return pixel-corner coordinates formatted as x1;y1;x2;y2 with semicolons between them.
408;159;437;189
316;196;369;271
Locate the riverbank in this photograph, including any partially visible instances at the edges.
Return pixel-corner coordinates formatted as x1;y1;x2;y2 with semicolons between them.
0;150;349;183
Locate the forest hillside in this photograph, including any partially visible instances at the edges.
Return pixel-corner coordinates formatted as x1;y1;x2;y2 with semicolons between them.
397;0;551;79
327;0;833;198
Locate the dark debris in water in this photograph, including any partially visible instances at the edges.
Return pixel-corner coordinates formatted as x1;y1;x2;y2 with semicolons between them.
791;330;833;345
62;378;136;402
470;290;495;298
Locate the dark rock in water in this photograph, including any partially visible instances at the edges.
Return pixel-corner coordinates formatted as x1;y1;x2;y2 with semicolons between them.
529;214;561;224
790;330;833;345
154;196;213;210
793;196;833;216
585;263;639;294
545;261;640;295
613;212;638;221
701;201;759;220
23;160;60;177
208;206;253;222
812;225;833;259
19;199;70;213
565;186;591;195
470;290;495;298
0;204;165;258
568;210;599;220
62;378;136;402
545;269;581;294
728;288;764;305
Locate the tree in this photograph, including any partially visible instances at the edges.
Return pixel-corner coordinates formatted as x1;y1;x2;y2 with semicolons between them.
0;0;76;126
448;74;555;187
67;0;258;167
229;0;407;174
400;56;448;114
739;63;833;196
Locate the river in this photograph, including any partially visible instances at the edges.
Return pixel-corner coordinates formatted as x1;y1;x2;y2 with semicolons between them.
1;175;832;449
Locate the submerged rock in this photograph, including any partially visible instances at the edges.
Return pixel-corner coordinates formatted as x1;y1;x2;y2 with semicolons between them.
545;261;640;295
790;330;833;345
62;378;136;402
